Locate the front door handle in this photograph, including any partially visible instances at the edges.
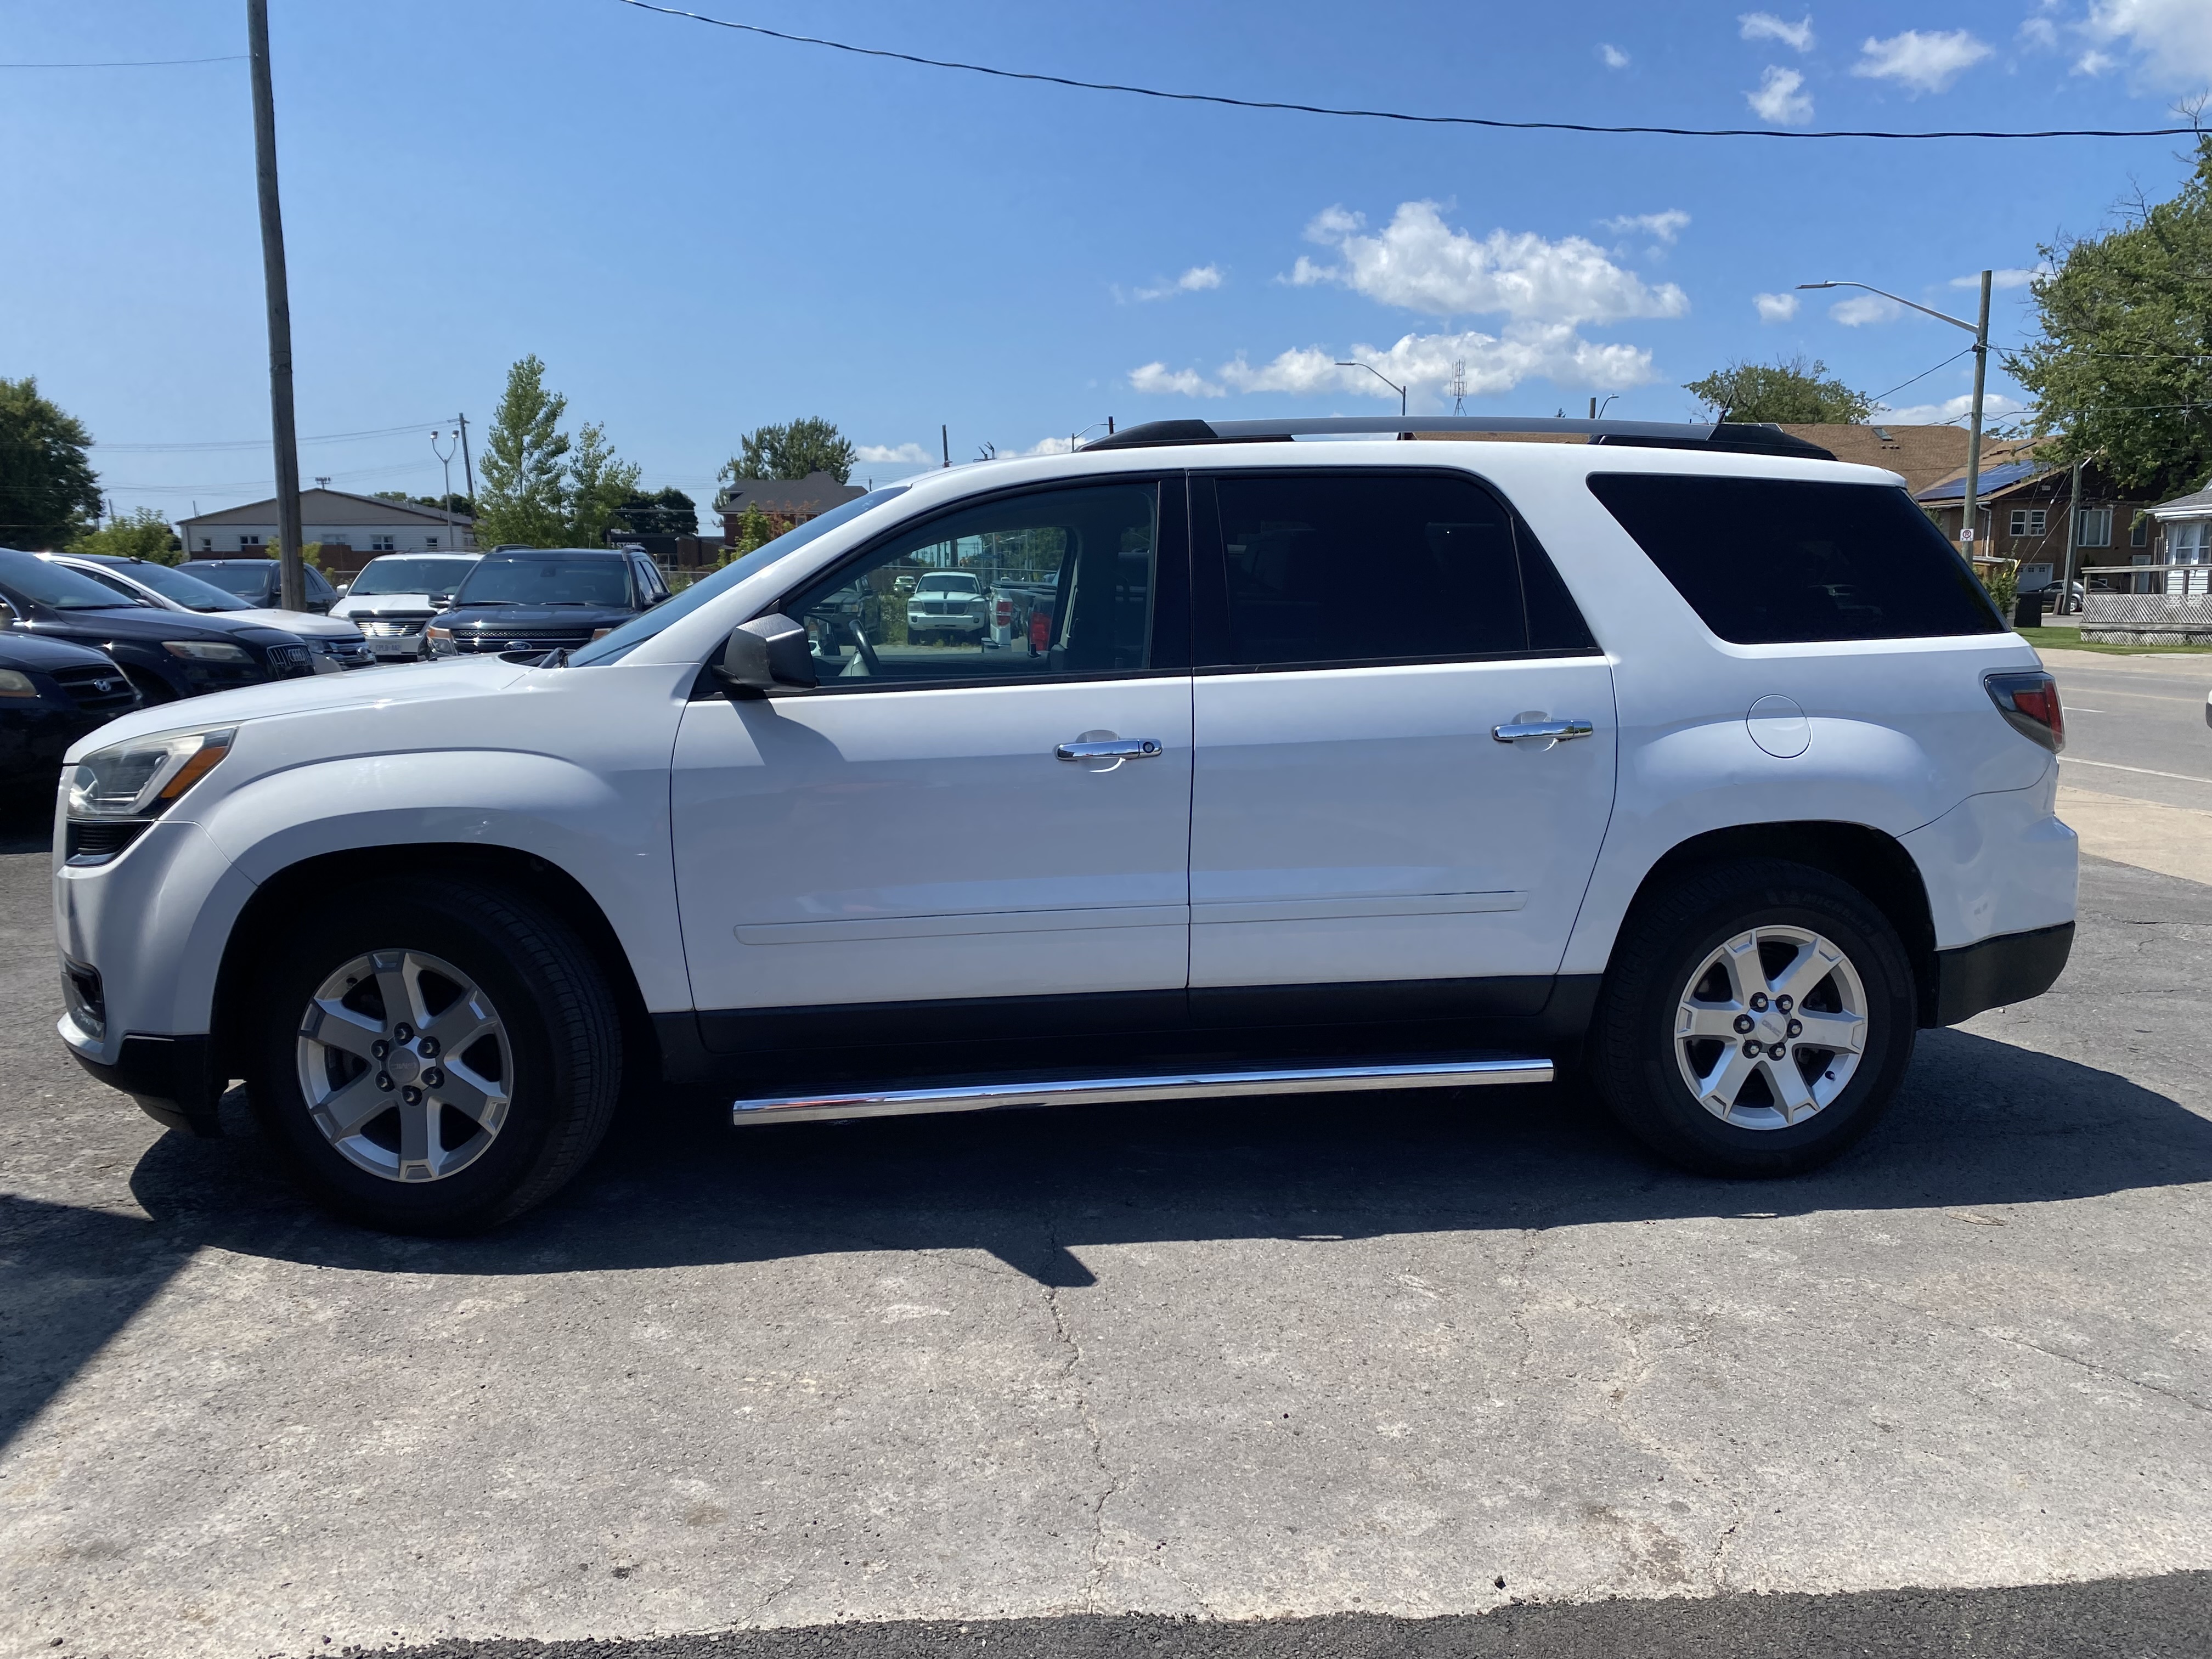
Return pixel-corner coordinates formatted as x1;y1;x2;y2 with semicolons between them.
1056;737;1164;760
1492;717;1595;745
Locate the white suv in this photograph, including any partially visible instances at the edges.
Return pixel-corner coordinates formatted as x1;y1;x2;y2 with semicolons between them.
52;418;2078;1233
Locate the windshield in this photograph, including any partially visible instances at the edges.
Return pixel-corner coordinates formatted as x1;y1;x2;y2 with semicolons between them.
104;561;254;611
455;556;630;608
568;485;911;667
183;562;275;599
351;556;476;597
0;550;151;611
917;573;978;594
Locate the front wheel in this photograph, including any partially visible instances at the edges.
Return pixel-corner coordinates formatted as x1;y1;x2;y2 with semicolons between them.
1589;859;1916;1177
244;875;623;1232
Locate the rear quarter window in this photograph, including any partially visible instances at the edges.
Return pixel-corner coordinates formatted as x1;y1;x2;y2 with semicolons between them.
1587;473;2004;644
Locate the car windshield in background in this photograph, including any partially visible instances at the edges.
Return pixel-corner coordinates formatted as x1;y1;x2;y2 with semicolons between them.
917;574;978;594
0;549;151;611
351;558;475;597
568;485;911;667
456;557;629;608
110;562;254;611
1587;474;2006;645
183;563;276;600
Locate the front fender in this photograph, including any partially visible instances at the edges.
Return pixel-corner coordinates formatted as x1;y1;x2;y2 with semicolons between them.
197;748;690;1013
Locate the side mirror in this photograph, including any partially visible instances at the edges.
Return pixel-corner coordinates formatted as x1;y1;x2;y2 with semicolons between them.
714;612;816;693
335;583;352;599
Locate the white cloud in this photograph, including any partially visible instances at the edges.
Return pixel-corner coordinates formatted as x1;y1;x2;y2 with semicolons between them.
1008;437;1076;457
1831;293;1903;325
1128;361;1225;397
2082;0;2212;86
1746;65;1815;123
855;442;930;465
1128;264;1224;302
1600;209;1691;245
1739;12;1815;51
2018;15;2059;50
1951;267;2048;290
2073;48;2120;75
1852;30;1993;93
1137;323;1659;408
1881;392;2029;425
1754;291;1800;322
1598;42;1630;69
1291;200;1688;325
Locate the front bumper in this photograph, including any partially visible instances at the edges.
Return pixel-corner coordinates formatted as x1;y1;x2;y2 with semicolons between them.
62;1023;222;1136
1928;922;2075;1026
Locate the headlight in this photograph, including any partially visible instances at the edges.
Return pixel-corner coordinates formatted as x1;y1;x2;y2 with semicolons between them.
163;640;250;663
0;669;36;698
589;627;614;642
67;726;236;820
427;626;453;642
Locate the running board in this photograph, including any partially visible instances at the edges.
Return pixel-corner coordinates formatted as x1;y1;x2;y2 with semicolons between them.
730;1056;1553;1126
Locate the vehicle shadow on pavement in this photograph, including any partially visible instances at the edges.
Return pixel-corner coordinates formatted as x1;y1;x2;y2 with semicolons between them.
5;1027;2207;1453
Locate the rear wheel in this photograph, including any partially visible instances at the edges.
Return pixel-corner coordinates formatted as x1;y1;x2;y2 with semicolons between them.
244;875;623;1232
1590;859;1916;1177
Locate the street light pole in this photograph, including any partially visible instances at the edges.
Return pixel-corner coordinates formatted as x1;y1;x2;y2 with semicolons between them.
1798;271;1993;558
1336;361;1407;416
246;0;306;614
432;430;459;552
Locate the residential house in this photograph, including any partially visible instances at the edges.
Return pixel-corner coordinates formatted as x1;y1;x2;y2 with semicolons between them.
1914;447;2152;591
2145;477;2212;595
1775;423;1973;497
713;472;866;543
179;488;476;579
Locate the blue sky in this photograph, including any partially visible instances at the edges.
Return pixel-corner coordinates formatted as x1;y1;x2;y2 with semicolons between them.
5;1;2209;521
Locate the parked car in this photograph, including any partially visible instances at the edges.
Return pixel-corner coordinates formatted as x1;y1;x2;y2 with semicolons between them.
0;630;139;788
906;569;985;643
179;557;340;614
44;554;376;673
426;547;667;658
0;546;318;703
50;417;2076;1234
329;553;482;662
2028;578;2086;616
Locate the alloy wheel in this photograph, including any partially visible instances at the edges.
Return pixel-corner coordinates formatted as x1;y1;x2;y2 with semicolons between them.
295;948;513;1182
1672;925;1868;1130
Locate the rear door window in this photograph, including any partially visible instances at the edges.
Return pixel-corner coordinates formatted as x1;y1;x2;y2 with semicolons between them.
1197;470;1595;669
1588;473;2003;644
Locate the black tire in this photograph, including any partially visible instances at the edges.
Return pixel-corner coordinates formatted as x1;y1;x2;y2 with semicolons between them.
1590;858;1916;1177
244;874;623;1233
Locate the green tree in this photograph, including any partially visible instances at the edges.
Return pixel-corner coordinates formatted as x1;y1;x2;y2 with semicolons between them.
2009;136;2212;500
69;505;182;564
612;487;697;538
719;416;855;485
565;421;641;546
716;503;788;566
1684;356;1875;424
0;377;101;549
474;356;571;546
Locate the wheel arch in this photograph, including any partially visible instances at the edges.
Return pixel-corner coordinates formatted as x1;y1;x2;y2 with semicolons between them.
210;842;661;1090
1606;821;1942;1027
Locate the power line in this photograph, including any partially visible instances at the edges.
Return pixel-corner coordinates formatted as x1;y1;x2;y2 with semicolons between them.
612;1;2205;141
0;55;245;69
1869;347;1976;405
92;419;453;453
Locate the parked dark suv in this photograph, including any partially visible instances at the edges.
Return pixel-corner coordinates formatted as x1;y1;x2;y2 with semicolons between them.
427;547;668;657
179;557;340;613
0;548;317;702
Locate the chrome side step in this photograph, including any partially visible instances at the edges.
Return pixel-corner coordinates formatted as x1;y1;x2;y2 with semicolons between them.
731;1056;1553;1127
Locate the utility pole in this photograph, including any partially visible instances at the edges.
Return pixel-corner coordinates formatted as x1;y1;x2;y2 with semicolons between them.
2062;457;2083;604
455;412;474;500
247;0;305;613
432;430;459;552
1798;269;1992;559
941;425;950;469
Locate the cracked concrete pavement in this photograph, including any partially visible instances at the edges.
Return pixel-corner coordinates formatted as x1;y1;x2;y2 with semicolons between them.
2;806;2210;1655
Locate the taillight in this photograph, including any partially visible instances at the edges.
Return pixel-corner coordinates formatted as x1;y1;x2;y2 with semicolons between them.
1984;669;2065;753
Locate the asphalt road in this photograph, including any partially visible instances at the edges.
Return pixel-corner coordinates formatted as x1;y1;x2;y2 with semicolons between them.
2044;647;2212;814
4;738;2211;1657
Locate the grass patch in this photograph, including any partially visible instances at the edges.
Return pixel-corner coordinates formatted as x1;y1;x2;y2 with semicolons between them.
2020;625;2212;656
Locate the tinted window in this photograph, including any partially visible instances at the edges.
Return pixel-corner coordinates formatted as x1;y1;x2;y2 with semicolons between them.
97;561;253;610
182;562;276;600
1588;473;2004;644
0;550;150;611
306;567;336;601
1205;471;1594;668
783;482;1159;687
349;556;477;597
456;556;631;608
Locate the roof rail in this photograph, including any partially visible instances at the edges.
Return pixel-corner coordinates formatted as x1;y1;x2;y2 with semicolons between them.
1081;415;1836;462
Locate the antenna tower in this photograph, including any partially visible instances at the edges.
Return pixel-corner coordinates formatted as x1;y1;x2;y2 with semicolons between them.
1451;360;1468;414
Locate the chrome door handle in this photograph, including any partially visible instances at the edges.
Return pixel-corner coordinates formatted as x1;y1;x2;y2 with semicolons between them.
1056;738;1164;760
1492;718;1595;744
